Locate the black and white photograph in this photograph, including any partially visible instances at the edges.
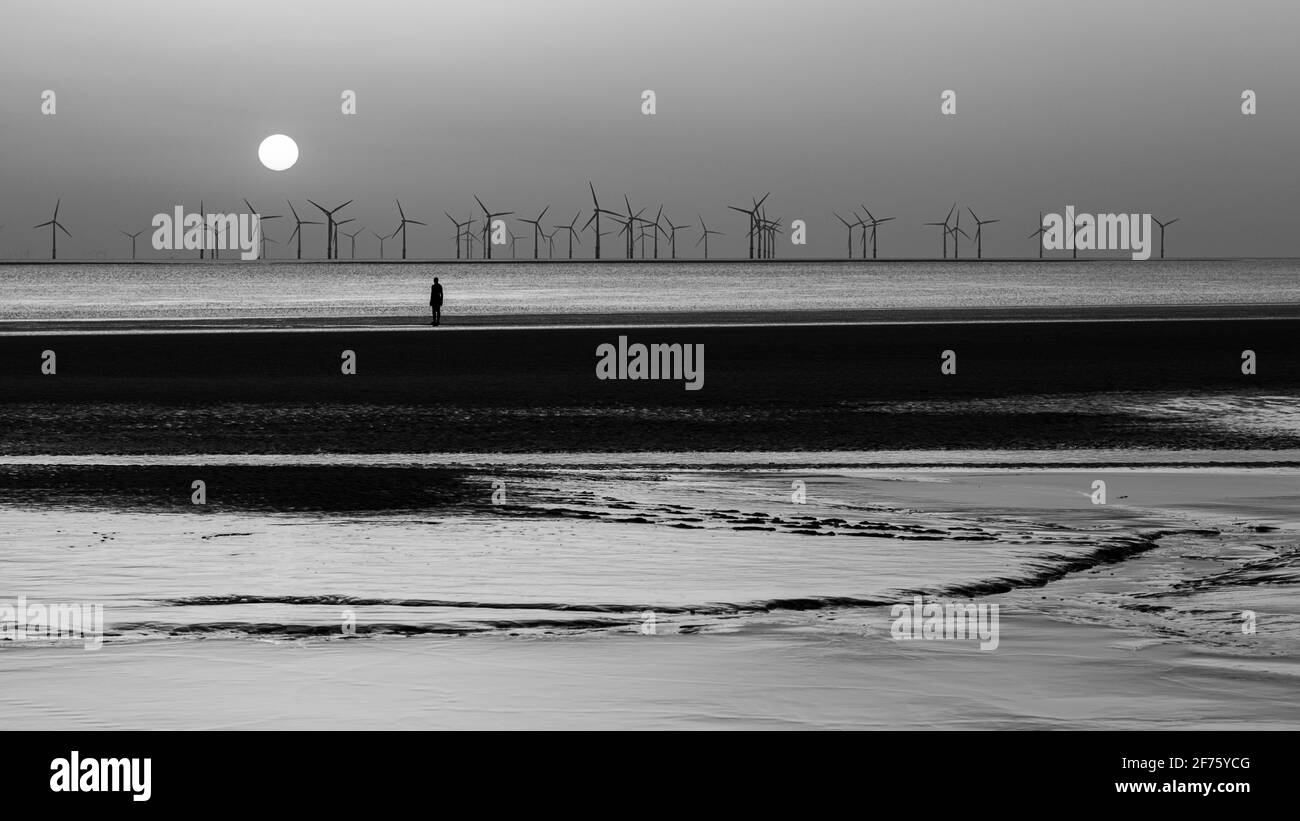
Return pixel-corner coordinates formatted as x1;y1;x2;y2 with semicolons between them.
1;0;1294;803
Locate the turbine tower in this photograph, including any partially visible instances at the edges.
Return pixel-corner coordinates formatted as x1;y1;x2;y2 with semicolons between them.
696;214;723;259
286;201;321;260
925;203;957;259
861;208;895;260
518;205;550;260
341;228;362;259
244;199;282;261
308;199;353;259
390;199;425;260
119;229;143;260
34;200;71;260
473;196;513;260
554;212;583;259
1028;212;1047;259
1152;216;1179;259
967;207;999;259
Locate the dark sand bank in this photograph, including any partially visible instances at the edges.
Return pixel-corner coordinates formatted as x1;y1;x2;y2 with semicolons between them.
0;315;1295;453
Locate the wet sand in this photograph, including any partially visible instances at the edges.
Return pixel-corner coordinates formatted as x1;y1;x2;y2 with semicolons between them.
5;616;1298;730
2;465;1296;732
0;312;1296;453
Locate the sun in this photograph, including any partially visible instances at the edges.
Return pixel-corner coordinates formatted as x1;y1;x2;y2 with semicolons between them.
258;134;299;171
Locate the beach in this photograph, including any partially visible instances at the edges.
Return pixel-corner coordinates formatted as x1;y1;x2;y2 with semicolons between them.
1;311;1298;454
7;617;1300;731
2;464;1297;730
2;261;1298;729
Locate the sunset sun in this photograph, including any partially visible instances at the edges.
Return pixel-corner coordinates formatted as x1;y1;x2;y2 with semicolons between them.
257;134;298;171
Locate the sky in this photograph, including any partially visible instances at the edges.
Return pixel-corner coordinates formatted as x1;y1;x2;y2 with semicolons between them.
1;0;1297;260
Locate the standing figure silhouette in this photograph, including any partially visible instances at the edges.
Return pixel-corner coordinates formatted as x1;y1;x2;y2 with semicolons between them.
430;277;443;326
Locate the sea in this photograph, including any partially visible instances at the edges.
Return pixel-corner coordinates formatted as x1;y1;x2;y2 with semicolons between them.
1;258;1299;320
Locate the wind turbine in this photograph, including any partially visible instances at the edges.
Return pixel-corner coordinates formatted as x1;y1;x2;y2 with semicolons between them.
854;213;871;258
544;228;558;259
834;213;857;259
1153;216;1179;259
861;208;895;259
554;212;582;259
286;202;321;260
586;190;628;259
518;205;550;259
646;206;666;259
620;196;646;259
663;215;690;259
585;182;608;259
119;229;144;260
460;216;476;259
599;210;630;258
334;218;356;258
505;228;521;259
967;207;999;259
465;227;482;258
635;225;651;259
759;216;783;259
370;229;390;259
308;199;352;259
925;203;957;259
389;199;425;260
951;209;971;259
244;199;281;261
696;215;723;259
473;196;513;259
727;193;768;259
444;212;472;260
341;228;362;259
209;211;225;260
1028;212;1047;259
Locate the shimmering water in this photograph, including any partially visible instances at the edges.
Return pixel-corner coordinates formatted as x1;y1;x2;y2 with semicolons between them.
3;462;1297;650
2;259;1298;320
